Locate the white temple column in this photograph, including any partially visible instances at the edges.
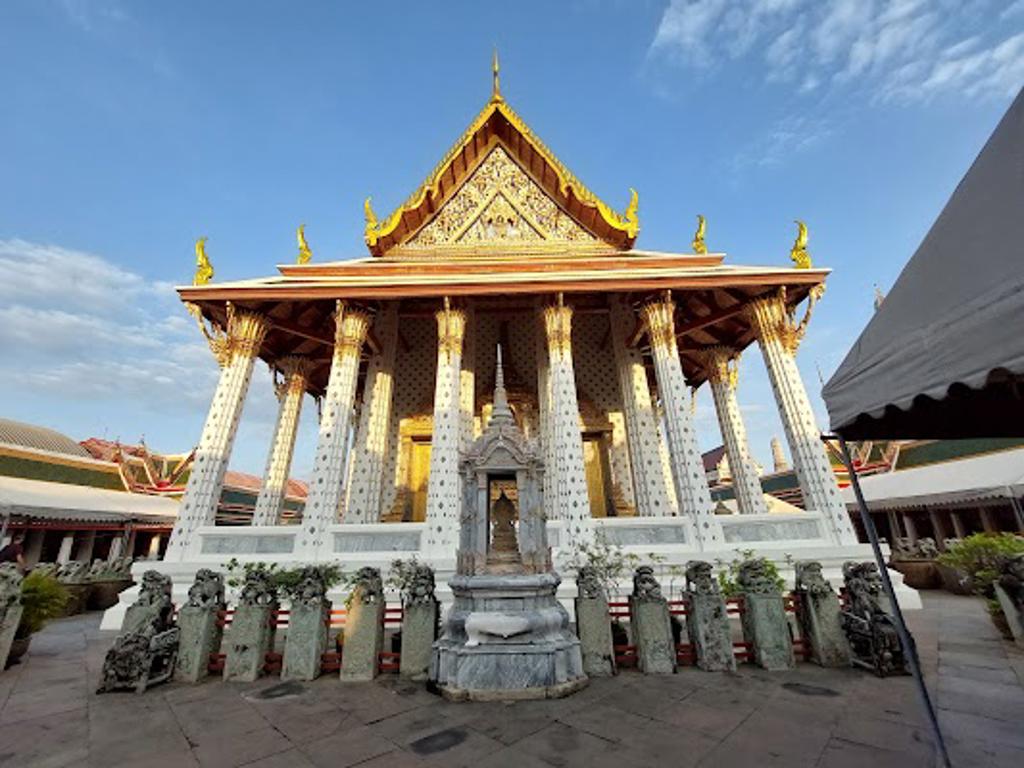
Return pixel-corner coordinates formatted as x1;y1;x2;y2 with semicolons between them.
296;303;371;554
459;306;476;450
147;533;163;559
423;300;467;558
610;296;677;517
535;312;556;521
108;536;124;561
345;303;399;523
543;300;593;545
57;533;75;564
746;293;857;545
640;294;723;549
167;307;269;559
252;356;311;526
701;346;768;516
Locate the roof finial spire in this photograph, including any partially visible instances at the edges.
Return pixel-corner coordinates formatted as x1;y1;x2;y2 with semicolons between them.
489;344;514;427
491;47;502;102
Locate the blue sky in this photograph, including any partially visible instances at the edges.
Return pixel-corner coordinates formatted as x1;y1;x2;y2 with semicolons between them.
1;0;1022;478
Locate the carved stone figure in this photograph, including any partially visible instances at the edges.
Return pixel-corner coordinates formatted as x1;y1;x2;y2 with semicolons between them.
185;568;226;609
32;563;59;579
399;564;439;681
794;561;850;667
684;560;735;672
841;561;906;676
341;566;385;681
57;560;89;584
282;567;331;682
576;565;604;600
224;571;279;683
575;565;615;677
736;558;793;670
632;566;664;601
629;566;675;674
176;569;226;683
916;538;939;560
994;553;1024;646
98;570;179;694
0;564;25;671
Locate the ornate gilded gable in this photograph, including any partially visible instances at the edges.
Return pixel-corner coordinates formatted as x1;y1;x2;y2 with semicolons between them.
406;147;596;249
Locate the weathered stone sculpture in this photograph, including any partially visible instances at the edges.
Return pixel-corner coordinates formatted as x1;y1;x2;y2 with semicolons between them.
341;566;385;681
57;561;91;615
0;564;24;671
282;566;331;681
431;347;586;700
97;569;179;694
794;561;850;667
994;554;1024;647
737;559;794;671
224;571;278;683
87;557;136;611
175;568;227;683
629;566;676;675
398;563;439;681
683;561;735;672
32;563;59;579
575;565;615;677
841;561;906;677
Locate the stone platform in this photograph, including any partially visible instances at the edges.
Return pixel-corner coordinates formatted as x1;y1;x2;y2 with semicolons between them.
5;592;1022;767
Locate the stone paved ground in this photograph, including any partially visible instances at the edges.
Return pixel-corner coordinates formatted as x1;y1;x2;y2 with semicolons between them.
1;592;1022;768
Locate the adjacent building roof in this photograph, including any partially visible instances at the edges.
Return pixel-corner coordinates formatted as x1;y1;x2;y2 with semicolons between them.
824;86;1024;438
839;447;1024;511
0;418;92;458
0;475;180;522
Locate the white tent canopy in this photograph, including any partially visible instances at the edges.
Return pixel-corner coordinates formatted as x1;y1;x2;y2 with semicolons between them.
0;476;180;523
824;87;1024;439
839;448;1024;512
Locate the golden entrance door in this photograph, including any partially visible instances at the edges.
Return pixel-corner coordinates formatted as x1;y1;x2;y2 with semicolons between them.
409;440;432;522
582;435;611;518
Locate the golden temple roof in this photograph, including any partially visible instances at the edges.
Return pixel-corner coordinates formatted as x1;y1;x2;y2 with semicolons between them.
363;71;639;256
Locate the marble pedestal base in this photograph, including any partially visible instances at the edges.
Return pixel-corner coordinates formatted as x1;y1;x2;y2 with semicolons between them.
283;601;330;682
431;573;587;701
224;604;277;683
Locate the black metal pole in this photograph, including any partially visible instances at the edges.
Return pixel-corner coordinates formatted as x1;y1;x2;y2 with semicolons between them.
831;434;952;768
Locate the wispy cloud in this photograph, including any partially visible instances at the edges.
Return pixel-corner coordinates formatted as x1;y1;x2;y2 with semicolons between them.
730;114;833;169
650;0;1024;103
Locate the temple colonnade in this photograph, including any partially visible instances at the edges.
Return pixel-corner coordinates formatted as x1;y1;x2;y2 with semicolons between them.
166;290;856;561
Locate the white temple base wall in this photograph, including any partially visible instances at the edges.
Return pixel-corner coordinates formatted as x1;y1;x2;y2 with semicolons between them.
101;514;920;630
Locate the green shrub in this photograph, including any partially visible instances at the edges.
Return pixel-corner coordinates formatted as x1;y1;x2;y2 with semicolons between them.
221;559;344;597
714;551;786;598
17;572;68;639
937;533;1024;597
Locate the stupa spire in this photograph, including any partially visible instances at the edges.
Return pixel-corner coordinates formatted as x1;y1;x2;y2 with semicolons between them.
489;344;514;427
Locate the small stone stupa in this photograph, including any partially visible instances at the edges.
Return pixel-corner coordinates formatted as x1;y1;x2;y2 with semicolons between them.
430;346;587;700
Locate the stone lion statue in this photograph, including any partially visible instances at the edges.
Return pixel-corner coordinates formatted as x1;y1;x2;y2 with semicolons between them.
136;571;173;608
576;565;605;600
404;564;436;606
842;561;885;619
290;566;327;607
685;561;719;596
0;563;23;612
736;558;780;596
351;567;384;604
916;538;939;560
185;569;225;610
238;570;278;607
57;560;89;584
794;561;832;596
631;565;663;602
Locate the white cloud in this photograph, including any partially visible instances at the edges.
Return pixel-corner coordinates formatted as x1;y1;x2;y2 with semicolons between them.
731;114;833;169
649;0;1024;103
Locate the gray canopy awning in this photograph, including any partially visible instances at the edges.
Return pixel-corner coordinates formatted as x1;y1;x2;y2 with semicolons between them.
823;87;1024;439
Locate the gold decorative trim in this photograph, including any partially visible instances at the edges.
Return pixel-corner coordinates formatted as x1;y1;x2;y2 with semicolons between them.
543;303;573;358
701;346;740;390
363;97;639;251
185;302;269;367
435;299;467;359
334;303;372;356
745;285;824;355
271;356;312;400
640;295;678;355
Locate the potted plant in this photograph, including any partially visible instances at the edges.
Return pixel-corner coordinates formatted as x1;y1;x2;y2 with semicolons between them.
937;533;1024;638
8;572;68;665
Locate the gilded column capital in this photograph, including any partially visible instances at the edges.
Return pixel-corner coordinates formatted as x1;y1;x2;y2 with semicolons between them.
333;304;372;355
188;303;269;368
745;286;822;355
271;356;313;400
640;296;677;356
542;303;573;359
700;346;740;390
435;304;467;360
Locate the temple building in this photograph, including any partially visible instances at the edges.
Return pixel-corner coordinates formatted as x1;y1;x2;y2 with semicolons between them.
108;61;902;625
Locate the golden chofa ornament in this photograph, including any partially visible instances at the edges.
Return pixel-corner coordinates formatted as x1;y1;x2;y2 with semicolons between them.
296;224;313;264
790;220;811;269
692;214;707;255
193;237;213;285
